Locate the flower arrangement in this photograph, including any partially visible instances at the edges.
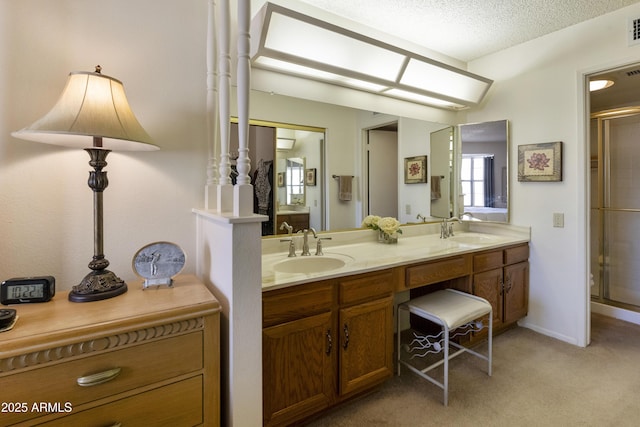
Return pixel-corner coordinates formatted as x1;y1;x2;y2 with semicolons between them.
362;215;402;243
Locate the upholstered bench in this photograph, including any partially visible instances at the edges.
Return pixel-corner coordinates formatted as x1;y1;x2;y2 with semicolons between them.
397;289;492;406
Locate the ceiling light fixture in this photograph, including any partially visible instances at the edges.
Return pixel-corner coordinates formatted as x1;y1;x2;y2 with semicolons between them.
589;79;615;91
250;2;493;110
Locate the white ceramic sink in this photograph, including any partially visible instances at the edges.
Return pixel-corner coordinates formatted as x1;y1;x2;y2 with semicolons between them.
273;254;353;274
448;233;499;245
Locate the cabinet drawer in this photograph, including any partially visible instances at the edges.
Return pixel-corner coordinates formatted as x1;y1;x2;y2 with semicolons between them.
405;255;472;289
40;375;203;427
263;281;333;327
339;270;393;305
1;332;202;426
505;244;529;265
473;250;503;272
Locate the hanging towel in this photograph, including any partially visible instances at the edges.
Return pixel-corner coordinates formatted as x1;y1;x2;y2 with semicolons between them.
338;175;352;201
431;176;441;200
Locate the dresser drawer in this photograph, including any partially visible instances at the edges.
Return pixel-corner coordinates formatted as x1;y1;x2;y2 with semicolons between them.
504;244;529;265
473;250;503;272
39;375;203;427
339;270;393;306
263;280;333;327
1;331;202;426
404;255;472;289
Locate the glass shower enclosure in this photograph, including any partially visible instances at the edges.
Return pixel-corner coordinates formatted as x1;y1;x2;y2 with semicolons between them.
591;107;640;310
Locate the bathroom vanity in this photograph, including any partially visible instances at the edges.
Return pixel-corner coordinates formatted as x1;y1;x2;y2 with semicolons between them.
261;223;529;426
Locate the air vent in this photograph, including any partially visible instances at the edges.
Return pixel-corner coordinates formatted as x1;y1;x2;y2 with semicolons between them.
626;69;640;77
629;17;640;46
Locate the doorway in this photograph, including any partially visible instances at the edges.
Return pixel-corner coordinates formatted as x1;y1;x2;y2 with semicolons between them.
366;124;398;218
589;62;640;325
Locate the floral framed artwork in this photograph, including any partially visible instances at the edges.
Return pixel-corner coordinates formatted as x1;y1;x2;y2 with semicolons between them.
518;141;562;182
404;155;427;184
305;168;316;186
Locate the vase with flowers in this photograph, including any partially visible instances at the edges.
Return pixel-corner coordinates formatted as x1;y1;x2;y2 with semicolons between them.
361;215;402;244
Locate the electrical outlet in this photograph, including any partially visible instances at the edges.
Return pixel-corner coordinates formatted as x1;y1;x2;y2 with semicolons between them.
553;212;564;228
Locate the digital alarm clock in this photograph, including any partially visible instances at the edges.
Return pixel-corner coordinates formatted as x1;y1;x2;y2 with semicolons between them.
1;276;55;305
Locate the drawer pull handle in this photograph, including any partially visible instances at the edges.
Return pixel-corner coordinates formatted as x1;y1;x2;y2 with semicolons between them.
77;367;122;387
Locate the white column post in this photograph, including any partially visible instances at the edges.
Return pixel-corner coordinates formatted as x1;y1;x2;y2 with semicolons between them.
216;0;233;213
233;0;253;216
205;0;220;210
193;210;263;427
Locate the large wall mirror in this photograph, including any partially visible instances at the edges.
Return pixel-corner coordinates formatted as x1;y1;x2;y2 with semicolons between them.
232;113;508;236
231;119;325;236
455;119;509;222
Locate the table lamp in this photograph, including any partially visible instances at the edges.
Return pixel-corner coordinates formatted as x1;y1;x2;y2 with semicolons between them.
12;66;159;302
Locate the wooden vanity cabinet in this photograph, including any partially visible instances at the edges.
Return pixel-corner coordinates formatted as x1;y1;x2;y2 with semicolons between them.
262;280;335;427
472;243;529;333
262;269;394;426
337;270;394;397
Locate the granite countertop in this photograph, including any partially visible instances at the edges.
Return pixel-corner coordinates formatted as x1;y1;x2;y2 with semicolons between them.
262;222;530;291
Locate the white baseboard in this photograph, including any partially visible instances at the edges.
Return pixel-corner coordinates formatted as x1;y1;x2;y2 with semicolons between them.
518;320;580;346
591;301;640;326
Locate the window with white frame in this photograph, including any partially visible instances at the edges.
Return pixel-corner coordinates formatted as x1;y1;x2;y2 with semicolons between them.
461;154;494;207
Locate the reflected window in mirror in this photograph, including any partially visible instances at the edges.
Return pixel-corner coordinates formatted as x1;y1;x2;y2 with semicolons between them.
458;119;509;222
286;157;305;205
461;154;493;207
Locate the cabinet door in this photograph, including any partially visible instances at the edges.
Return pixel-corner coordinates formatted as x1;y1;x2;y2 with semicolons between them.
338;296;393;397
504;261;529;324
473;268;504;330
263;311;334;427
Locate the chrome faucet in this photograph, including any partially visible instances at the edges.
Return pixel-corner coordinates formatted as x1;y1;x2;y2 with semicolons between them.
440;217;461;239
279;222;296;257
301;228;317;256
279;221;293;235
461;211;478;220
416;213;427;223
316;236;332;256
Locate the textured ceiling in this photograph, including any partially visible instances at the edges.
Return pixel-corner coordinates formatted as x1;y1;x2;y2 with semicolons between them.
298;0;640;62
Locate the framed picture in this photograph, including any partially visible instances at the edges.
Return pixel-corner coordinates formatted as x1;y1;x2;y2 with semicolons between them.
305;168;316;186
518;141;562;182
404;155;427;184
277;172;285;187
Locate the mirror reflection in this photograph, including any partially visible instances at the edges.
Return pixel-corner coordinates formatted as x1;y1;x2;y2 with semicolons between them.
457;119;509;222
233;114;509;237
231;120;325;236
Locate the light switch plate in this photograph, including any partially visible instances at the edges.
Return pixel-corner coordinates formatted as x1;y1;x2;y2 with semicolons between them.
553;212;564;228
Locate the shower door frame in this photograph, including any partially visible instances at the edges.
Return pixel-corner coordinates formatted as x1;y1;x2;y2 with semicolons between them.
591;107;640;311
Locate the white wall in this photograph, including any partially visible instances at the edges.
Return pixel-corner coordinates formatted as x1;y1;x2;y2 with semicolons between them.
1;0;208;292
466;2;640;346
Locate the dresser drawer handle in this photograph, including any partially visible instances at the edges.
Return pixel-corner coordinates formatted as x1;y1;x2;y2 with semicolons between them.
76;367;122;387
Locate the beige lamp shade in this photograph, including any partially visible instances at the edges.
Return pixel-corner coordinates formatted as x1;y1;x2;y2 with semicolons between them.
12;69;158;151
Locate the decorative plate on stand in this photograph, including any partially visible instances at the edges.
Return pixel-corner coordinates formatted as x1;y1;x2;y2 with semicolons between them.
132;241;186;289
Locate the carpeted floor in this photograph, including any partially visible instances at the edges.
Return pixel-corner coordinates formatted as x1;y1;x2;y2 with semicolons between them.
305;313;640;426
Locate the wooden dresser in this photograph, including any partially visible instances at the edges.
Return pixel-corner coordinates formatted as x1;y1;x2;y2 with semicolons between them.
0;275;220;427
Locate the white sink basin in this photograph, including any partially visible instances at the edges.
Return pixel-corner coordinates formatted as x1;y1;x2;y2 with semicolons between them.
273;254;353;274
448;234;499;245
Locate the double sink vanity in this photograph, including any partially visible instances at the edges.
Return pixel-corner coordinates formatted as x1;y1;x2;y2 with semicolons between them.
261;220;530;426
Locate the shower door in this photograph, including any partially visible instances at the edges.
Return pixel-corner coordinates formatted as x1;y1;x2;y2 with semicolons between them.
591;109;640;309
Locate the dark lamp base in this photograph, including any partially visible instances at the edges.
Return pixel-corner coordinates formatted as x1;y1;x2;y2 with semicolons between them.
68;269;128;303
